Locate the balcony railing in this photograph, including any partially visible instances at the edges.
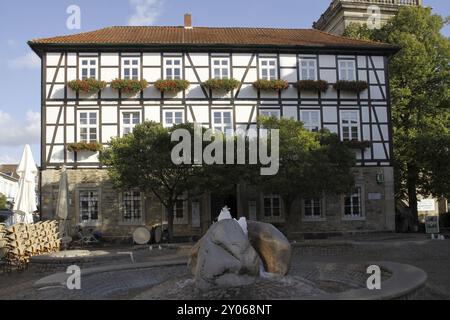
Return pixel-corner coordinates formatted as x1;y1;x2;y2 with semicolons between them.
337;0;422;5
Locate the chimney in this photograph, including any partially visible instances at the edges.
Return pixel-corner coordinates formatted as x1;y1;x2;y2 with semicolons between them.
184;13;192;29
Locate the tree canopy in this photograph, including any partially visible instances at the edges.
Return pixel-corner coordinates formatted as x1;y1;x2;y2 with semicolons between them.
344;6;450;230
254;116;356;228
100;117;357;239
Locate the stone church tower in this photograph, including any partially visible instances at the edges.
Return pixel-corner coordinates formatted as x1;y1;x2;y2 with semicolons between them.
314;0;423;35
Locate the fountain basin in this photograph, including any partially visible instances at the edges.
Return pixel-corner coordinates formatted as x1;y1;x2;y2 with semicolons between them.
33;260;427;300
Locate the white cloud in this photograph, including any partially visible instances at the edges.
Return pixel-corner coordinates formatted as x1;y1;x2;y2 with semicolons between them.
128;0;164;26
0;154;19;165
8;52;40;69
0;110;40;146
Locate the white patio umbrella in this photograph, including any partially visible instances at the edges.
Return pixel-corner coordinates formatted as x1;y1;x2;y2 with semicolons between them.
56;165;70;237
10;145;38;225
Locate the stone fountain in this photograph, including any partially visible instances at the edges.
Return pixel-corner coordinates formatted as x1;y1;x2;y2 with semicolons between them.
188;207;292;291
134;207;428;300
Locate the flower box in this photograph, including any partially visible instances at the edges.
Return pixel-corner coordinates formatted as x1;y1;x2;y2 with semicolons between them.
333;80;368;93
203;78;240;92
343;140;372;150
295;80;329;92
154;79;190;93
111;79;149;94
253;79;289;91
68;79;107;94
67;142;103;153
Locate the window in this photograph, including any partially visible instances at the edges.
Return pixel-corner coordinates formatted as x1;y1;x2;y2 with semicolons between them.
259;58;277;80
173;198;188;225
299;58;317;80
338;59;356;81
263;195;281;218
300;110;321;132
174;200;184;219
164;58;182;80
80;58;97;80
344;187;362;218
213;111;233;135
79;112;98;143
164;111;184;127
304;198;322;219
260;110;280;119
212;58;230;79
122;57;140;80
122;191;142;223
79;190;99;223
122;112;140;136
340;111;359;141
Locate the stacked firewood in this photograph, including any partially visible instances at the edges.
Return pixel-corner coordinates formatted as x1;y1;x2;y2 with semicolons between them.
1;221;61;272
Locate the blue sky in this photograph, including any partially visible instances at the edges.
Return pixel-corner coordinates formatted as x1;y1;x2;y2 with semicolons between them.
0;0;448;165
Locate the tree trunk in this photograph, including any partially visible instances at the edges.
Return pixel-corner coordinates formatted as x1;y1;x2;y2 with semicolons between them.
166;205;174;243
407;162;419;232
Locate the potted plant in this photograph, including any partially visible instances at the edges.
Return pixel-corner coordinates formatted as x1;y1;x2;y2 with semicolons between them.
295;80;329;92
343;140;372;150
111;79;149;94
154;79;190;93
67;142;103;153
68;79;107;94
203;78;240;92
253;79;289;91
333;80;368;93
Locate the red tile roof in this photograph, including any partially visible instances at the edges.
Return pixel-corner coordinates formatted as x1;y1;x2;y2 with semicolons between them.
29;26;395;51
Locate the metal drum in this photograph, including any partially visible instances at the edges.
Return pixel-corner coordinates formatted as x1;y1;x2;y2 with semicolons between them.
154;226;162;244
133;226;151;245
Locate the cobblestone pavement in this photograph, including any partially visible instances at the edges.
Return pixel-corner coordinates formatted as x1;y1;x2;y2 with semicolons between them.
0;235;449;300
135;275;327;300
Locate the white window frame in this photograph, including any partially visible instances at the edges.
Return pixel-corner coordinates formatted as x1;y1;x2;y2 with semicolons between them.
342;186;365;220
259;58;278;80
78;111;98;143
299;58;317;81
300;110;321;132
119;191;144;225
259;110;281;119
164;57;183;80
78;189;100;226
120;111;141;136
262;194;283;222
163;110;184;128
121;57;140;80
212;57;230;79
302;197;326;221
338;59;356;81
212;110;233;136
340;110;360;141
79;58;98;80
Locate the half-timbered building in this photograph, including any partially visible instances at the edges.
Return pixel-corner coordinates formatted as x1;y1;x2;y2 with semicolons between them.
29;15;397;239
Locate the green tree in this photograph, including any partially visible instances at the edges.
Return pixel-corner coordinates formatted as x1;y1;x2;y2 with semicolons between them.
343;23;376;41
100;122;199;241
253;116;356;232
344;7;450;230
0;193;6;210
100;121;241;241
